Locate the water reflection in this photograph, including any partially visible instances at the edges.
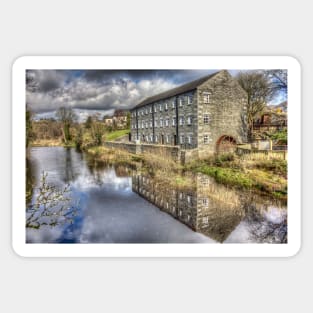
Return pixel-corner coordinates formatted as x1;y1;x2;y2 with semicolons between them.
26;147;287;244
132;172;287;243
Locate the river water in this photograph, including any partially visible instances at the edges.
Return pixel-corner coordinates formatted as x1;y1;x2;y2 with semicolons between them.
26;147;287;244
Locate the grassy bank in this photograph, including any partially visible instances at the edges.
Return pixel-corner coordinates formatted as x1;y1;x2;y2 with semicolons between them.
187;153;287;200
86;146;287;200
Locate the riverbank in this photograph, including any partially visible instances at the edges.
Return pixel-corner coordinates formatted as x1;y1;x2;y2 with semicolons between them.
86;146;287;201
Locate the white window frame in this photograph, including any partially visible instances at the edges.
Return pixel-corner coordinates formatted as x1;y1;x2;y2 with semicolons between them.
187;116;192;125
179;98;183;107
179;116;184;126
172;100;176;108
165;118;169;127
165;102;168;110
172;117;176;126
187;95;192;105
203;92;210;104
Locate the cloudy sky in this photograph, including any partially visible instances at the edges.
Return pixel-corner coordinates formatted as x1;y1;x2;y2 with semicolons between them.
26;69;286;122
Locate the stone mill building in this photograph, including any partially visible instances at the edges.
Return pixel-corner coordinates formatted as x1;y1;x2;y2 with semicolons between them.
130;70;248;157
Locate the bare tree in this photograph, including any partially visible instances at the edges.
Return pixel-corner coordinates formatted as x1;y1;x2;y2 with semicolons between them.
265;70;288;96
56;107;77;144
237;71;274;140
26;172;78;229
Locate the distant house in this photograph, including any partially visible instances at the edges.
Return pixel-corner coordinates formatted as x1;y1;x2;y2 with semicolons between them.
254;101;287;130
112;110;128;129
130;70;248;156
103;116;113;127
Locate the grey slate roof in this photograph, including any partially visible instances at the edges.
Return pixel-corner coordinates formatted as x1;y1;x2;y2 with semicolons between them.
133;71;221;110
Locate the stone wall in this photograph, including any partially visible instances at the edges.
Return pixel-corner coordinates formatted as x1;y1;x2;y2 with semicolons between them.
196;70;248;157
104;141;181;161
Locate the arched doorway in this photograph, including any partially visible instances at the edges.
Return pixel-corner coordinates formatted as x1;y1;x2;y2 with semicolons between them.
216;135;237;154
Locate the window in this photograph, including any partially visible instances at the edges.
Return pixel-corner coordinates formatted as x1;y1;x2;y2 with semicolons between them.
172;100;176;108
187;136;192;144
165;118;169;127
204;135;209;144
204;114;210;124
187;95;192;105
165;102;168;110
203;198;208;206
145;121;148;128
149;107;152;113
154;106;157;113
150;134;153;142
141;111;144;116
166;135;170;143
142;121;144;129
187;215;190;222
180;135;184;144
179;116;184;126
159;104;162;111
179;192;183;199
179;210;182;217
160;119;163;127
172;117;176;126
155;120;158;127
187;195;191;203
202;216;209;224
155;135;158;142
179;98;183;107
145;108;148;115
203;92;210;103
187;116;192;125
150;120;152;128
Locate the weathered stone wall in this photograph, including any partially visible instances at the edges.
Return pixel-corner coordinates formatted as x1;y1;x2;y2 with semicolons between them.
104;141;181;161
196;70;248;157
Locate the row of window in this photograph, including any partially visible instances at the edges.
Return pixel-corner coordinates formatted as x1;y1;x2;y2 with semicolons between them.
132;92;211;117
132;113;211;129
132;96;195;117
134;133;211;145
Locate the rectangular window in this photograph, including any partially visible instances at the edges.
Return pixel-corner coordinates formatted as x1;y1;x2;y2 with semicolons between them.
150;134;153;142
145;108;148;115
154;106;157;113
159;104;162;111
149;107;152;113
187;136;192;144
202;216;209;224
179;116;184;126
150;120;152;128
203;92;210;103
187;116;192;125
203;198;208;206
165;102;168;110
155;120;158;127
180;135;184;144
204;135;209;144
155;135;158;143
204;114;210;124
166;135;169;143
165;119;169;127
172;100;176;108
187;95;192;105
187;195;191;203
172;117;176;126
160;119;163;127
145;122;148;128
179;98;183;107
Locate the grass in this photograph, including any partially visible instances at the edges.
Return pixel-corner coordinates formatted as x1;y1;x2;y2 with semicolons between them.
105;129;130;141
85;146;287;200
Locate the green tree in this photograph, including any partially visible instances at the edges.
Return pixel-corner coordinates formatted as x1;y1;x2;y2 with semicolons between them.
85;116;93;129
237;71;274;140
26;106;34;148
56;107;77;144
91;121;106;146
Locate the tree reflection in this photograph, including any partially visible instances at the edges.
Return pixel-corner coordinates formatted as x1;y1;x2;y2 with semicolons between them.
244;203;287;243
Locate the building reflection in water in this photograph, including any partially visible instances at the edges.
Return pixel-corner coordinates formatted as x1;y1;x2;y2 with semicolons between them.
132;172;287;243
